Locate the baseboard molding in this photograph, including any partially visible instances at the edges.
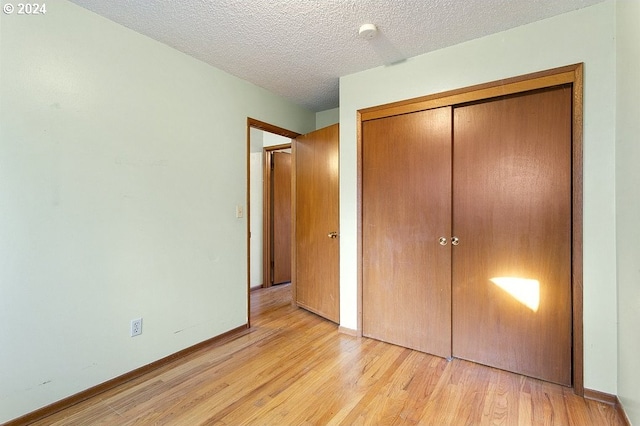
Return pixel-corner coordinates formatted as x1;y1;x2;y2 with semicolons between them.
338;326;358;337
584;388;618;405
584;388;631;426
4;324;249;426
617;402;632;426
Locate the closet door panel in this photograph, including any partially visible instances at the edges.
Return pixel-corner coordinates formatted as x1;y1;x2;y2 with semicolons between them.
452;87;572;385
362;107;452;357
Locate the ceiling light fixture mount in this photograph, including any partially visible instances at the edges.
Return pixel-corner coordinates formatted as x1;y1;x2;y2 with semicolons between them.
358;23;378;40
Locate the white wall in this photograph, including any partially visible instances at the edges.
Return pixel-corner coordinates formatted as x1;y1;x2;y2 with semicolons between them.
616;0;640;423
263;132;291;147
340;1;618;394
250;127;264;153
316;107;340;129
249;128;265;288
0;1;314;422
249;152;263;288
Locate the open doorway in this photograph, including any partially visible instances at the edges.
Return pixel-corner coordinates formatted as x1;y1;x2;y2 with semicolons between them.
247;119;300;323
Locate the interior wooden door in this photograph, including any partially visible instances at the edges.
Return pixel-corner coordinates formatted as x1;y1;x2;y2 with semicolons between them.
451;86;572;385
272;152;291;284
294;124;340;323
362;107;452;357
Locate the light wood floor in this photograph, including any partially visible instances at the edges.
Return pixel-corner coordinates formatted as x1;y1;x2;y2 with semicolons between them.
31;284;624;425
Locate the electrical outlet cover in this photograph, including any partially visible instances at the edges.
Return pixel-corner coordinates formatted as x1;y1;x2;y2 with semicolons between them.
130;318;143;337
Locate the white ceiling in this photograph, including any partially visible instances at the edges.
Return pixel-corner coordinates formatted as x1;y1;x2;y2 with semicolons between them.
68;0;603;112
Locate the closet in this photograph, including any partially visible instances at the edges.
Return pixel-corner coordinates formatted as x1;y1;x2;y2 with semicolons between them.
360;66;582;388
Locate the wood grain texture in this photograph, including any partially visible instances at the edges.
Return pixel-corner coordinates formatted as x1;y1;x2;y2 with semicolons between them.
452;86;573;386
362;107;452;357
26;284;625;426
571;63;585;395
357;63;585;395
247;118;301;139
294;124;340;323
272;152;292;284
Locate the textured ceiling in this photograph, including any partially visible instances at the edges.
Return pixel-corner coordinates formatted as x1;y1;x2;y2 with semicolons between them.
68;0;603;112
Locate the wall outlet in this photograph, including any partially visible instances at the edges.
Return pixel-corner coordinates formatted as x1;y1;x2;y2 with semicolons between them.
236;205;244;218
130;318;142;337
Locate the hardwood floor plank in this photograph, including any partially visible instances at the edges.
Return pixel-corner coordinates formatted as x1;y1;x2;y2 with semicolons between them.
480;370;522;425
393;356;450;425
257;338;368;425
447;359;492;425
28;284;626;426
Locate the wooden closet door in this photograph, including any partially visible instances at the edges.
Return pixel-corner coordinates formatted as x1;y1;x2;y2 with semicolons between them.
362;107;452;357
452;86;572;385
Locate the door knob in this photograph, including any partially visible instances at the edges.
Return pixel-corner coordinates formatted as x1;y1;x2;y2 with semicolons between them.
438;237;448;246
328;232;339;239
451;236;460;246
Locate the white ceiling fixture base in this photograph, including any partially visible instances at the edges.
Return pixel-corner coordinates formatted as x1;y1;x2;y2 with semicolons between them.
359;23;378;40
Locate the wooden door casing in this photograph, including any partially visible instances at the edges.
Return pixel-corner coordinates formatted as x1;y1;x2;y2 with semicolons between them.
294;124;340;323
362;107;452;357
272;152;292;285
451;86;573;386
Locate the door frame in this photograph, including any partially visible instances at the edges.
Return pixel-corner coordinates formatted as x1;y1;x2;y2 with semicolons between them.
356;63;584;394
246;118;300;326
263;145;292;288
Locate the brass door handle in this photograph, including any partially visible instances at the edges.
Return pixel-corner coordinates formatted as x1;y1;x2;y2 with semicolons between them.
328;232;339;239
438;237;448;246
451;236;460;246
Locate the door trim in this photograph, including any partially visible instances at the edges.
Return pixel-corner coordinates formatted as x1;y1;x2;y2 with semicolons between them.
246;118;300;327
356;63;584;395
